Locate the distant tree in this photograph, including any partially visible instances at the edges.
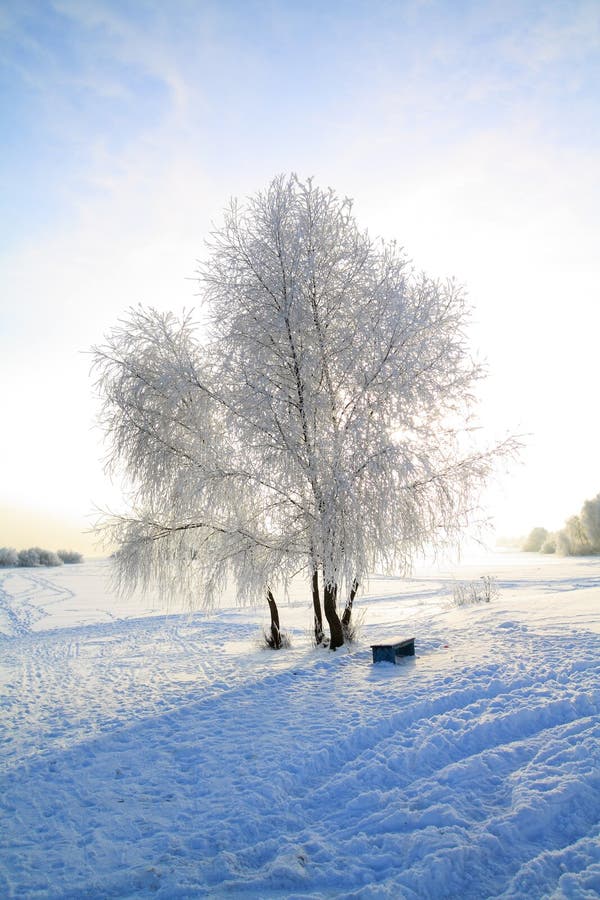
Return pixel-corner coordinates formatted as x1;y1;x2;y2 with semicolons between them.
522;527;548;552
540;534;557;554
0;547;18;567
17;547;63;567
557;515;592;556
37;549;63;567
0;547;79;568
555;530;570;556
57;550;84;564
18;547;41;567
528;491;600;558
93;174;516;648
581;494;600;551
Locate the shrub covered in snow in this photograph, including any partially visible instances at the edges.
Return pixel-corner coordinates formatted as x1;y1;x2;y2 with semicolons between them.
37;548;63;566
0;547;83;568
18;547;64;567
341;608;366;644
0;547;18;567
17;547;42;567
452;575;498;606
260;627;292;650
57;549;83;564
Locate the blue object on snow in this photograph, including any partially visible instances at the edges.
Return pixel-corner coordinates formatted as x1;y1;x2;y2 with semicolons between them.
371;637;415;664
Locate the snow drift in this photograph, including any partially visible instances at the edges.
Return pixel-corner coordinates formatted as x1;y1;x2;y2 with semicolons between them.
1;553;599;898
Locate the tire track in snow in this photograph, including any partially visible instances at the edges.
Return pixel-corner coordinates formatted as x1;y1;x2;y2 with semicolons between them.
498;824;600;898
0;570;48;636
2;648;599;899
7;626;593;899
18;568;77;606
319;712;600;899
186;635;600;896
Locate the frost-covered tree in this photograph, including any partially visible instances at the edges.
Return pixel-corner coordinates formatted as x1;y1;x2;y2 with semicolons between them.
0;547;18;567
556;515;592;556
522;527;549;552
552;493;600;556
581;494;600;551
18;547;41;567
17;547;63;567
93;175;515;648
57;549;84;564
526;492;600;558
37;548;63;567
540;534;557;554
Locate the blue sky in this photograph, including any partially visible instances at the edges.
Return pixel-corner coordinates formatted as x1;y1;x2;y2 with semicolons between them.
5;0;598;249
1;0;599;551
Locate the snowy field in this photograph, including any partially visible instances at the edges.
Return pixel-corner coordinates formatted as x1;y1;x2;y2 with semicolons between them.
1;553;599;899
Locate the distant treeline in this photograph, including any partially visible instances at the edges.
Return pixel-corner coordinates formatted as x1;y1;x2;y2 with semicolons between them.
523;492;600;556
0;547;83;567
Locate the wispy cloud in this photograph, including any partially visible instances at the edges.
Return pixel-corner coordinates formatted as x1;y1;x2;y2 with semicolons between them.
1;0;599;540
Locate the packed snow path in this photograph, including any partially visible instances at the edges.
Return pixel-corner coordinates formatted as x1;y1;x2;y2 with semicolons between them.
1;556;599;898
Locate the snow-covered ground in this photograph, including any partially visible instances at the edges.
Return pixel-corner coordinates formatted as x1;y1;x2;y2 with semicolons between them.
1;553;599;898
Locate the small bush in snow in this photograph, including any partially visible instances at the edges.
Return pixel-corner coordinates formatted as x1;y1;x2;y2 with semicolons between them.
18;547;41;567
57;549;83;564
342;608;366;644
37;549;63;567
0;547;19;567
452;575;498;607
307;624;327;648
259;627;292;650
0;547;83;567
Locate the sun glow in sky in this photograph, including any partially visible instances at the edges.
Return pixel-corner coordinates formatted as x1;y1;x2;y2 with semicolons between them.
1;0;599;555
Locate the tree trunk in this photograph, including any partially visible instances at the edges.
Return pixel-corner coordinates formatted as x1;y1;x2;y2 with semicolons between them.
323;582;344;650
266;588;282;649
342;578;359;628
312;568;325;645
